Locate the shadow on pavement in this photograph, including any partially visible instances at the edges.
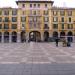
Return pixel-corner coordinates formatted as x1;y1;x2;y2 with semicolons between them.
0;63;75;75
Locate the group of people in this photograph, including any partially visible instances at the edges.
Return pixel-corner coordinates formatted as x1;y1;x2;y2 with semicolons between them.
55;38;71;47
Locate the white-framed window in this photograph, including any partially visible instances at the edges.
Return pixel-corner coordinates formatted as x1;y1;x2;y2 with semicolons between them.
60;10;65;16
44;17;49;22
68;11;72;16
53;17;58;22
53;11;58;15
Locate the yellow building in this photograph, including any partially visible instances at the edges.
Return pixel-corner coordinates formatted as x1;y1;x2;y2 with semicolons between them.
0;0;75;43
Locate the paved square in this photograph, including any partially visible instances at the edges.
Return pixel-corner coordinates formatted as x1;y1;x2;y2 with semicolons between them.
0;42;75;75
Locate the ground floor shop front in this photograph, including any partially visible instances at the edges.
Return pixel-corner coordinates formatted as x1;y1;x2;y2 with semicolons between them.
0;31;75;43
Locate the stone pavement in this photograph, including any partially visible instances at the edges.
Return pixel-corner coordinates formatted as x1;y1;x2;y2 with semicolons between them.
0;42;75;75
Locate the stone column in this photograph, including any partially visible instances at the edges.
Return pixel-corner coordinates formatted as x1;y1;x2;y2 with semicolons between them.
41;32;44;42
17;32;21;43
49;31;52;38
26;32;29;42
73;36;75;43
9;33;12;43
2;33;4;43
57;32;60;38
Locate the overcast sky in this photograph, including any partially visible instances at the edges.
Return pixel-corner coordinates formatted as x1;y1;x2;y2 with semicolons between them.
0;0;75;8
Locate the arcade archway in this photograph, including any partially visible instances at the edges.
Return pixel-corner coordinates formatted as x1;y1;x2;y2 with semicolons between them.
29;31;41;42
60;32;65;38
67;31;73;42
44;31;49;42
12;31;17;42
53;31;58;38
4;32;9;43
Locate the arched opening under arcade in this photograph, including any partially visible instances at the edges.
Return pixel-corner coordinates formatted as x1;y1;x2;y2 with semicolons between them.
29;31;41;42
4;32;9;43
67;31;73;42
53;31;58;38
12;31;17;42
44;31;49;42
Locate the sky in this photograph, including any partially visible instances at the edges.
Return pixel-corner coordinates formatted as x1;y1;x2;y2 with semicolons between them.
0;0;75;8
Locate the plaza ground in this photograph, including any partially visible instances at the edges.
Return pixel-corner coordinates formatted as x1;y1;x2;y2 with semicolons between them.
0;42;75;75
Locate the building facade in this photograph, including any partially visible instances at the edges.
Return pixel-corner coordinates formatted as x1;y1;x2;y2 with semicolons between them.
0;0;75;43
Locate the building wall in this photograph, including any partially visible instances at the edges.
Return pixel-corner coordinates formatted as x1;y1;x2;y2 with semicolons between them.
0;1;75;42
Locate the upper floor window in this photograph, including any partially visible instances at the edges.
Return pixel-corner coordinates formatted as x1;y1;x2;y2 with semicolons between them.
33;11;36;15
12;24;17;29
22;11;25;15
69;17;71;22
38;4;40;8
0;10;2;15
44;24;49;29
44;17;49;22
44;10;48;15
61;17;64;22
22;4;25;8
68;24;73;29
0;24;2;29
33;17;37;22
12;17;17;22
29;17;33;22
53;24;58;29
4;24;9;29
5;17;9;22
0;17;2;22
21;17;26;22
12;9;17;15
34;24;36;28
53;17;58;22
37;10;40;15
4;10;9;15
61;24;64;29
22;24;25;28
53;11;58;16
30;4;32;8
45;4;47;8
60;10;65;16
34;4;36;8
68;11;72;16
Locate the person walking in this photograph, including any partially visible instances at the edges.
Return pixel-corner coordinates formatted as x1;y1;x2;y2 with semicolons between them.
55;38;59;47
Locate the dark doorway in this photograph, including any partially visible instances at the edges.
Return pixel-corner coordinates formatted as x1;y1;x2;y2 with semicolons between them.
4;32;9;43
53;31;58;41
44;31;49;42
67;31;73;42
12;32;17;42
53;31;58;38
21;31;26;43
60;32;65;38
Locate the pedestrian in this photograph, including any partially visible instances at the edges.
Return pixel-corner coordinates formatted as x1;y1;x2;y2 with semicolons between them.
62;38;67;47
55;38;59;47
